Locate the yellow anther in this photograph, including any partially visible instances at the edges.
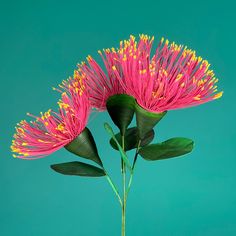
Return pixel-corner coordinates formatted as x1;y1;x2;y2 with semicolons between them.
130;35;135;41
207;70;214;76
139;69;147;75
56;123;65;132
176;74;183;81
37;139;50;143
44;110;51;118
17;128;25;133
86;55;92;61
193;95;201;101
198;57;203;63
213;91;223;99
22;142;28;146
197;80;205;86
112;65;116;71
160;69;167;77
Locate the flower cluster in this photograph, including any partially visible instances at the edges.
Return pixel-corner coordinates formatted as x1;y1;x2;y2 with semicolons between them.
11;71;90;159
84;35;223;113
11;34;222;158
79;52;125;111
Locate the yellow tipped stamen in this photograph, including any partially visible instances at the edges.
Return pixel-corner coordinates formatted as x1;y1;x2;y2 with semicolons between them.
56;123;65;132
198;56;203;63
58;101;69;109
17;128;25;133
197;80;205;86
37;139;50;143
130;35;135;41
86;55;92;61
139;69;147;75
213;91;223;100
112;65;116;71
122;54;127;61
44;110;51;118
193;95;201;101
176;74;183;81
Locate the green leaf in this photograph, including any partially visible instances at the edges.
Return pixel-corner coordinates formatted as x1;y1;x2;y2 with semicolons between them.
139;137;194;161
51;161;106;177
64;127;103;166
106;94;135;135
110;127;154;151
104;122;133;172
135;102;167;139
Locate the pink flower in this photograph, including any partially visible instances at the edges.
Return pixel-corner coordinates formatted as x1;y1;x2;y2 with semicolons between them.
11;72;90;159
78;50;125;111
109;35;223;113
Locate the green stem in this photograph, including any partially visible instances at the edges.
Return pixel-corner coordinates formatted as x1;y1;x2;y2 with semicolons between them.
122;198;126;236
125;174;133;198
121;134;126;236
105;173;122;206
132;140;141;170
125;140;141;208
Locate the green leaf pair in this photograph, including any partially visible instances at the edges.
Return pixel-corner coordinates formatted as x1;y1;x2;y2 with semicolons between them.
109;127;154;151
51;127;106;177
109;128;194;161
106;94;167;140
139;137;194;161
106;94;194;162
51;161;106;177
104;123;133;172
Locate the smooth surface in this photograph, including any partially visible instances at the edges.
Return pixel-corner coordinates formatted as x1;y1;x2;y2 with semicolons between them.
0;0;235;235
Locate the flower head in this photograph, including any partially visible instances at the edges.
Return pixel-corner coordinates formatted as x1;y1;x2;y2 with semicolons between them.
79;49;125;111
109;35;223;113
11;72;90;159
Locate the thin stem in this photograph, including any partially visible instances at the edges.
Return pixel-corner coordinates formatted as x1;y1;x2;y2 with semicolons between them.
125;140;142;204
132;140;141;170
105;173;122;206
125;173;133;198
121;134;126;236
122;199;126;236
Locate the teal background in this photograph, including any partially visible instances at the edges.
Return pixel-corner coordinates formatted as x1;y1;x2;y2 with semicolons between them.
0;0;235;235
